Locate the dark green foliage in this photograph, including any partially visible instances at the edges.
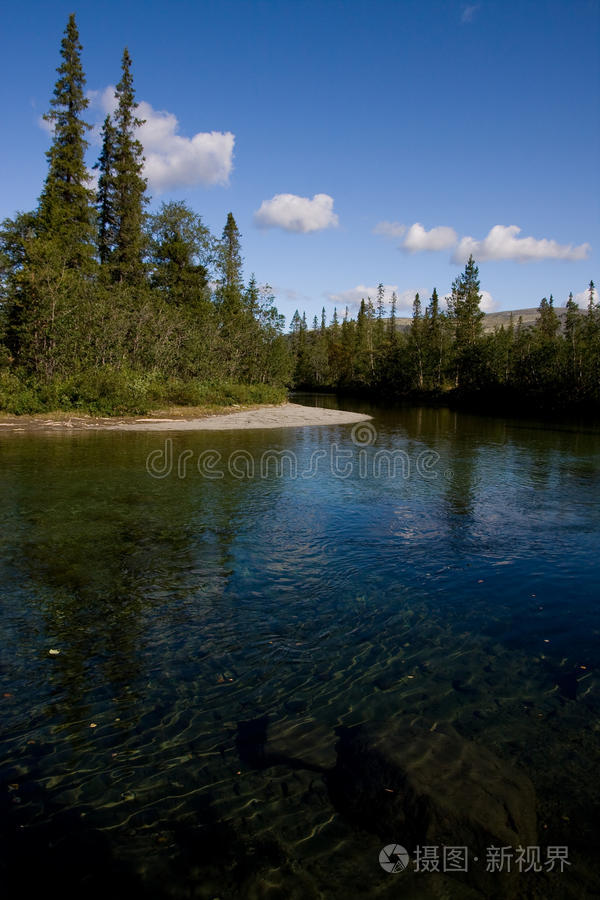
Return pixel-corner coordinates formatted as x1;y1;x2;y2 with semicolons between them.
214;213;248;376
447;255;484;388
111;49;148;285
95;115;118;266
0;368;286;417
6;14;98;378
219;212;244;290
146;201;211;308
37;14;96;271
287;260;599;411
408;292;425;389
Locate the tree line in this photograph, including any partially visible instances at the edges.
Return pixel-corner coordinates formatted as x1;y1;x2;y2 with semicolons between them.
0;14;291;413
290;260;599;410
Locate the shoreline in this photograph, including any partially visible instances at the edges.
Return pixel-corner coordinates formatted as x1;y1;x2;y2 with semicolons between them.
0;402;372;432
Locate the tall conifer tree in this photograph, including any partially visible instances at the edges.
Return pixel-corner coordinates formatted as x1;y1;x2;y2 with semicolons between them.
112;48;147;285
219;213;243;289
447;255;484;387
95;115;118;267
38;13;95;270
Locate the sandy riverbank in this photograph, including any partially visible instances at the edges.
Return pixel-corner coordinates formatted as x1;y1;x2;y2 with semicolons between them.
0;403;372;432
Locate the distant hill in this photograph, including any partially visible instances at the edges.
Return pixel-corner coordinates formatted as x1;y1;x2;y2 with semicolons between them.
388;307;578;333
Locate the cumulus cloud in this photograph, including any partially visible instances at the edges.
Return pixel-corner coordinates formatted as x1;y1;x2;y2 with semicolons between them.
138;102;233;191
575;285;598;306
479;290;498;312
326;284;396;308
373;220;457;252
88;85;118;118
373;221;407;239
254;193;338;233
402;222;458;253
441;289;497;313
374;218;591;264
84;86;234;193
453;225;590;264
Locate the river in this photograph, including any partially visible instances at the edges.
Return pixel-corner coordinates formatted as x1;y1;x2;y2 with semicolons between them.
1;396;599;898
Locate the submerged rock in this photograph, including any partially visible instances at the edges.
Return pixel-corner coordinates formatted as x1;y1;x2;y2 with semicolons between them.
327;720;537;896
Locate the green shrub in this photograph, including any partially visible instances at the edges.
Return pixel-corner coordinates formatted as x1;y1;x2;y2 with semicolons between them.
0;368;288;416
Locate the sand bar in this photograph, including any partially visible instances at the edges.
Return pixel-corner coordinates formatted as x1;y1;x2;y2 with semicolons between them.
0;403;372;432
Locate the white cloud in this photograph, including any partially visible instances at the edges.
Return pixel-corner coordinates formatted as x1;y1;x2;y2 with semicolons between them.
575;285;598;306
38;114;54;135
453;225;591;263
461;4;480;23
402;222;458;253
141;111;234;192
254;193;338;233
373;221;407;239
326;284;396;308
272;285;313;305
374;220;457;251
89;86;118;118
442;289;497;313
479;290;498;312
85;86;234;193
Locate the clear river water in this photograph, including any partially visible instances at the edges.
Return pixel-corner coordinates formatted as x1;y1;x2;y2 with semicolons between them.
1;396;599;899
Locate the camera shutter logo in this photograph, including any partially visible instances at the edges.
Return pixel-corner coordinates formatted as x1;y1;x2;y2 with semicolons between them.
379;844;410;873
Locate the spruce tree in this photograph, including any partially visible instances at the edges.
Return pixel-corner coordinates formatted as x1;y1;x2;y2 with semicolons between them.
565;291;581;382
426;288;446;389
95;114;118;266
375;282;386;350
355;298;369;383
219;212;243;289
584;280;600;397
537;295;559;339
216;212;245;361
409;292;424;388
147;200;211;307
112;48;148;285
389;291;397;342
587;280;597;317
447;255;484;387
38;13;95;270
13;14;97;376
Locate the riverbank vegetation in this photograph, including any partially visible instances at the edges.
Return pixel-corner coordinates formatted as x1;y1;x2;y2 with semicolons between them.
289;264;599;412
0;15;290;415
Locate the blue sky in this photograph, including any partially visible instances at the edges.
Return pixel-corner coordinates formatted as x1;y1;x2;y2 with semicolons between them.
1;0;598;322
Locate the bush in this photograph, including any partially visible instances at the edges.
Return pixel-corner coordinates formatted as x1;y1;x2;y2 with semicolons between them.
0;368;288;416
0;371;45;414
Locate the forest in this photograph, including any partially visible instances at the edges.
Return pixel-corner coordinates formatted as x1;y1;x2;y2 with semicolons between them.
0;14;597;416
289;267;600;411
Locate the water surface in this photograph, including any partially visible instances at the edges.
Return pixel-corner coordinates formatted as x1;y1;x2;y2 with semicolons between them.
1;399;599;898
